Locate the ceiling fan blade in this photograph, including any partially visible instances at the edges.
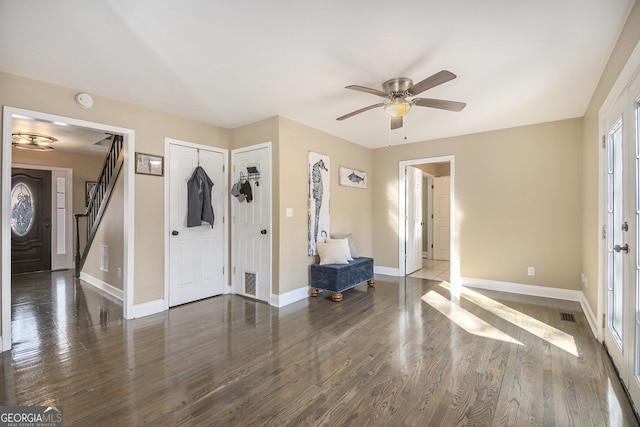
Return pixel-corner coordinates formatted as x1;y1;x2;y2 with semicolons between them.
409;70;457;96
336;103;385;121
345;85;389;97
413;98;466;112
390;115;403;130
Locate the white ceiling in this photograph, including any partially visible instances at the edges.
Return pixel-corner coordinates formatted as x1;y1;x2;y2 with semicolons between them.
0;1;634;149
11;117;110;157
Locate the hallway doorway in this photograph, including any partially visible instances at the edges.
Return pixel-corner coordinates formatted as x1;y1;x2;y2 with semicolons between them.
398;156;457;283
2;106;135;352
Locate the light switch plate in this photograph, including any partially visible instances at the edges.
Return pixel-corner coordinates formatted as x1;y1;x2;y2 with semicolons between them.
286;208;293;217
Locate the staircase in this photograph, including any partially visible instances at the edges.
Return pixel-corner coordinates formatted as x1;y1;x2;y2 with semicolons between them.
74;134;124;277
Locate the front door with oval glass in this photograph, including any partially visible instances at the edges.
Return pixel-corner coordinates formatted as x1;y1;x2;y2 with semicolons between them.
11;168;51;274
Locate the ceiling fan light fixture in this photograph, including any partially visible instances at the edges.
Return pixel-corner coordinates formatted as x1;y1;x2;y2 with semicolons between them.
384;99;412;117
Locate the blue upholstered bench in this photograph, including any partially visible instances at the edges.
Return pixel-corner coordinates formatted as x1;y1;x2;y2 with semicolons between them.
309;257;375;302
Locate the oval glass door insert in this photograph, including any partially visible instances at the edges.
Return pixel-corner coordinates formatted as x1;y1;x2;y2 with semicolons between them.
11;182;34;236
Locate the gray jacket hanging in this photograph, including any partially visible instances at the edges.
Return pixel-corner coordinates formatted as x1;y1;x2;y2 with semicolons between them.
187;166;214;228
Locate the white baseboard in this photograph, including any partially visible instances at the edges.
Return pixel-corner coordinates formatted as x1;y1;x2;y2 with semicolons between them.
131;299;165;318
375;266;400;276
579;293;599;339
460;277;582;302
271;286;309;307
80;272;124;301
461;276;599;339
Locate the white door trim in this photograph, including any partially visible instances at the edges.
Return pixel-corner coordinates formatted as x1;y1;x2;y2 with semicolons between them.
163;137;229;310
424;173;434;260
598;40;640;343
398;155;457;283
230;141;273;304
2;106;135;352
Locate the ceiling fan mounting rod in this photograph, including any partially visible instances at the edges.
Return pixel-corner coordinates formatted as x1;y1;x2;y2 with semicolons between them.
382;77;413;95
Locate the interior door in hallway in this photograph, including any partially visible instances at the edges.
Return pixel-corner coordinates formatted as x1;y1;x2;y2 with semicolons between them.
168;143;226;306
405;166;423;274
231;144;271;303
433;176;451;261
11;168;52;274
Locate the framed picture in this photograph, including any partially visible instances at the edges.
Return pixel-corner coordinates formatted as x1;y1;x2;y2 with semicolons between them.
339;166;367;189
135;152;164;176
85;181;97;207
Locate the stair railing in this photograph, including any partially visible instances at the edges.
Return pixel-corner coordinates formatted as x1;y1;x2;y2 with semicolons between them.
74;134;125;277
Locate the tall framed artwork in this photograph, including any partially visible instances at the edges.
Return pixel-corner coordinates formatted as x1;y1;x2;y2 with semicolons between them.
308;151;330;255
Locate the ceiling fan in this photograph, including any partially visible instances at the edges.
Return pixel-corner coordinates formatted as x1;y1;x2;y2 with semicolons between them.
337;70;466;130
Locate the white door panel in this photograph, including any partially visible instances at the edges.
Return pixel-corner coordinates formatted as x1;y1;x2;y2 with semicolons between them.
169;143;225;306
433;176;451;261
602;70;640;407
232;144;271;303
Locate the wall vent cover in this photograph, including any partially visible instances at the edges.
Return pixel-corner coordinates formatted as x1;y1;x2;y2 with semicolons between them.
245;272;256;296
560;312;576;322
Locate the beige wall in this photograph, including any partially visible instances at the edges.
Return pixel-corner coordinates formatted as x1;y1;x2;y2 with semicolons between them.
0;72;231;318
373;118;583;289
582;3;640;312
417;162;450;177
84;173;124;290
278;117;373;294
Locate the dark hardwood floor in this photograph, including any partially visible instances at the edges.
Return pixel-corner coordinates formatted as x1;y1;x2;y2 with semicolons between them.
1;270;638;426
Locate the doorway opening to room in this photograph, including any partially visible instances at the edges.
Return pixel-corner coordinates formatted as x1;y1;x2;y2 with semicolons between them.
2;107;135;352
399;156;456;284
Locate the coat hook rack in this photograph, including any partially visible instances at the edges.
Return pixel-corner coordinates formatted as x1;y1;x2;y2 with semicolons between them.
238;166;260;186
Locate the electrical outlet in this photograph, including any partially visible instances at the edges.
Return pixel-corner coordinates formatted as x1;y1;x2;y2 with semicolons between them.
286;208;293;217
528;267;535;276
117;267;122;279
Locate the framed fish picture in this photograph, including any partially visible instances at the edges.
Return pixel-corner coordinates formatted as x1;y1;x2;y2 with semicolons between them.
339;166;367;189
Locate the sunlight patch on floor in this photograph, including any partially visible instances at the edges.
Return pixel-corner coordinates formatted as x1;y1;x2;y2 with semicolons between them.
421;290;523;345
439;282;579;357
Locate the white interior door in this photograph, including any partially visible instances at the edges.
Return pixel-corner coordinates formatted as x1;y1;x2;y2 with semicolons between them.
406;166;423;274
433;176;451;261
168;143;226;306
231;144;271;303
603;72;640;407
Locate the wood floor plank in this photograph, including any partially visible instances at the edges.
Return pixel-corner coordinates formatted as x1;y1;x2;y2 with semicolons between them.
1;270;639;426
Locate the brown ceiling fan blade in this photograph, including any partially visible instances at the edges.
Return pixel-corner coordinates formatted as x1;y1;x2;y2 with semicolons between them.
413;98;466;112
408;70;457;96
336;103;385;121
345;85;389;97
390;115;403;130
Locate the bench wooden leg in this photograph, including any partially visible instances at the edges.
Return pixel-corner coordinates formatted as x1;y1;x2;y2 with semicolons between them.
367;279;375;287
309;288;319;297
331;292;343;302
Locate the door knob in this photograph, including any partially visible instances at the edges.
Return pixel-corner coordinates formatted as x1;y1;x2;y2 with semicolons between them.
261;229;267;235
171;230;179;236
614;244;629;253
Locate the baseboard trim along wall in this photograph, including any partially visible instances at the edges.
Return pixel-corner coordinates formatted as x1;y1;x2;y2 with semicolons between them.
461;277;598;338
80;272;124;301
272;286;309;307
374;266;400;276
131;299;165;318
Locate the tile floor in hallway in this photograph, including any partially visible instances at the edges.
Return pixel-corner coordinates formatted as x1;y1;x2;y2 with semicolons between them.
409;259;450;281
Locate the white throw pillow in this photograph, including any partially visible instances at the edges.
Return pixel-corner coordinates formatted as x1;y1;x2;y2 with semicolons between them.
317;241;350;265
330;233;359;258
327;238;353;261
